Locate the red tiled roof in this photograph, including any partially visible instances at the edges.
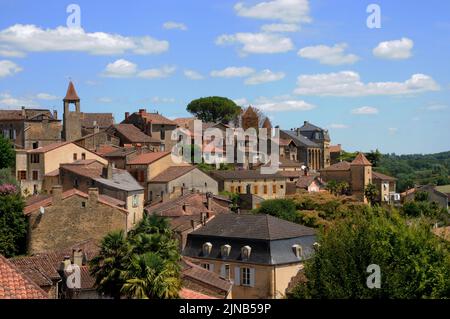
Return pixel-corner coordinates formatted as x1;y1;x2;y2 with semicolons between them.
80;113;114;128
279;138;293;146
140;112;176;125
95;144;120;156
60;160;104;179
64;81;80;101
173;117;195;127
113;124;159;143
0;110;24;121
329;144;342;153
24;188;128;215
321;161;351;171
179;288;217;299
372;171;397;181
351;152;372;166
149;165;196;183
0;254;48;299
127;151;170;165
27;141;71;153
296;175;322;189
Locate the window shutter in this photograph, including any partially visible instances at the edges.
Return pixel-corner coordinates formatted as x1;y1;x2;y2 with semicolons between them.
220;264;226;278
234;267;240;286
250;268;255;287
209;263;214;272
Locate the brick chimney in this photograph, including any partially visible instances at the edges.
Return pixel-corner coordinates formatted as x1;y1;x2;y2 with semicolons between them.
52;185;63;204
125;112;129;119
88;187;99;205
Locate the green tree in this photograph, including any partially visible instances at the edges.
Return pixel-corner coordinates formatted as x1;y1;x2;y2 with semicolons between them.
414;191;429;202
365;149;382;167
290;208;450;298
0;136;15;169
325;180;338;195
0;185;27;257
336;181;350;196
255;199;298;222
186;96;241;124
364;183;379;206
89;231;130;299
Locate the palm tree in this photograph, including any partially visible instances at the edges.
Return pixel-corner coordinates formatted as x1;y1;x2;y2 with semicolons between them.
364;183;379;206
89;230;130;299
121;252;181;299
130;214;171;237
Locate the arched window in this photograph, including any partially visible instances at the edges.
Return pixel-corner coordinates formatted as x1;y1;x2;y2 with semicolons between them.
221;244;231;258
292;244;303;259
202;242;212;256
241;245;251;260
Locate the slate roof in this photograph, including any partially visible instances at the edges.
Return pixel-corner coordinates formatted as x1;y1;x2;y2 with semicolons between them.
63;81;80;101
112;124;159;143
27;141;71;153
0;254;48;299
299;121;330;141
281;130;320;148
149;165;196;183
210;169;285;180
127;151;171;165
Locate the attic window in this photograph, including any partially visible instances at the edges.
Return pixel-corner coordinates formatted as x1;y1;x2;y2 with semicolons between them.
241;245;251;260
81;201;86;208
202;242;212;256
292;244;303;259
221;244;231;258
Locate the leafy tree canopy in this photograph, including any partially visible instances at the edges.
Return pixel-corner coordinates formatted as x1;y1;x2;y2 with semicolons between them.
0;136;15;169
186;96;241;124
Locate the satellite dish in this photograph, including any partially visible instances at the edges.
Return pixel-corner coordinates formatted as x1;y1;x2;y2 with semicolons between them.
39;206;45;215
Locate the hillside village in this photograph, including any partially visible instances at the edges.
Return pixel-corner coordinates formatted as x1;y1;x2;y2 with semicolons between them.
0;81;449;299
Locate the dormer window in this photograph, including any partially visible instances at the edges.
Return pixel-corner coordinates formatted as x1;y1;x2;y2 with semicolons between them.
202;242;212;256
241;245;251;260
221;244;231;258
292;244;303;259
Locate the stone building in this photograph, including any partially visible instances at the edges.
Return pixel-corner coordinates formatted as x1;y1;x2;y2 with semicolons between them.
122;109;177;151
105;124;161;150
210;169;286;200
15;141;107;196
281;128;323;171
0;107;61;150
182;214;316;299
73;130;120;151
296;121;331;168
24;186;130;254
62;81;114;141
59;160;145;228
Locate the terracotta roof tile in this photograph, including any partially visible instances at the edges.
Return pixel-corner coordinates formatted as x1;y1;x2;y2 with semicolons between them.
63;81;79;101
140;112;176;125
179;288;217;299
80;113;114;128
127;151;170;165
351;152;372;166
372;171;397;181
329;144;342;153
320;161;351;171
149;165;196;183
112;124;159;143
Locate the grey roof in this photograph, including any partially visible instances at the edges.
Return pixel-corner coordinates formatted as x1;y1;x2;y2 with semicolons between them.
298;121;330;141
281;130;320;148
182;214;316;265
95;169;144;192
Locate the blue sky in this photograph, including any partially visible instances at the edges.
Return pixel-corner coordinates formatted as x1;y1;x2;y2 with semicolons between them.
0;0;449;154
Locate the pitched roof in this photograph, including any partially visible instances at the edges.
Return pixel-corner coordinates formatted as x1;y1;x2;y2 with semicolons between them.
190;214;315;240
279;138;293;146
80;113;114;128
149;165;196;183
140;112;176;125
372;171;397;181
173;117;196;127
0;109;57;121
299;121;323;131
329;144;342;153
112;124;159;143
127;151;171;165
320;161;351;171
95;144;121;156
0;254;48;299
24;188;129;215
63;81;80;101
210;169;285;180
179;288;217;299
27;141;71;153
351;153;372;166
296;175;322;189
281;130;320;148
262;117;272;129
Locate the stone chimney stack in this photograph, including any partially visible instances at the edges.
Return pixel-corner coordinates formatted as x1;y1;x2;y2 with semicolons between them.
21;106;26;117
103;162;113;180
52;185;63;204
88;187;99;205
206;192;213;211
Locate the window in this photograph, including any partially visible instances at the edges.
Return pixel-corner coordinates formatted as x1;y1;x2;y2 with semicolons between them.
263;185;268;194
32;170;39;181
18;171;26;180
237;186;242;193
139;171;145;182
160;125;165;140
81;201;86;208
221;244;231;258
253;185;258;194
81;153;86;160
230;186;235;193
221;264;231;280
132;194;139;208
272;184;277;193
241;267;251;286
73;178;79;188
292;244;303;259
73;153;77;161
33;185;38;195
32;142;39;149
202;242;212;256
280;184;284;189
30;154;40;163
241;245;251;260
201;263;214;271
149;191;153;202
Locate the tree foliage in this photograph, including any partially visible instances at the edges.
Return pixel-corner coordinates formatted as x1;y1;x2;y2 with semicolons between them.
290;208;450;299
90;214;181;299
186;96;241;124
364;183;379;206
254;198;298;222
0;136;15;169
0;186;27;257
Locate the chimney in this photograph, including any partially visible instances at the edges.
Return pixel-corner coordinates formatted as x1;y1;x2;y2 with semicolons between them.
21;106;26;117
182;203;189;214
201;212;207;226
103;162;113;180
190;219;195;230
139;108;146;115
206;192;212;211
53;110;58;120
125;112;130;119
304;121;308;125
59;256;71;273
88;187;99;204
72;249;84;267
52;185;63;204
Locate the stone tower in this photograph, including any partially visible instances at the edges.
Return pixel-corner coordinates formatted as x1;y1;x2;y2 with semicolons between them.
242;106;259;131
350;152;372;203
63;81;82;141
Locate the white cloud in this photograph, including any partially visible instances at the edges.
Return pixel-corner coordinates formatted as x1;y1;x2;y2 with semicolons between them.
102;59;138;78
351;106;379;115
260;23;299;33
210;66;255;78
233;98;249;106
0;24;169;56
0;60;22;78
298;43;359;65
97;97;113;103
426;104;448;111
244;69;285;85
294;71;440;96
329;124;349;129
36;93;58;100
234;0;311;24
151;97;176;104
0;49;25;57
373;38;413;60
163;21;187;31
184;69;204;80
256;99;316;112
216;32;294;54
0;93;35;108
138;66;176;79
